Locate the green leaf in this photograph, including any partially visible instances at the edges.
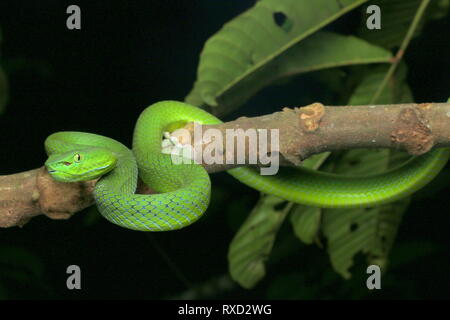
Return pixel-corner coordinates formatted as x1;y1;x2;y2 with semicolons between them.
186;0;371;115
348;65;394;104
289;206;321;245
289;152;330;245
228;195;290;289
300;152;331;170
348;60;413;104
358;0;449;49
269;32;392;74
321;142;396;279
322;198;409;279
189;32;391;115
228;136;332;288
228;151;332;289
333;148;391;175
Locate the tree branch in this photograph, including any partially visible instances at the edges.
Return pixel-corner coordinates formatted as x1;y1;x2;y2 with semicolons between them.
181;102;450;172
1;102;449;228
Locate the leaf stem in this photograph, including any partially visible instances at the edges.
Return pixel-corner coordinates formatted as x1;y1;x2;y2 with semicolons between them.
370;0;431;104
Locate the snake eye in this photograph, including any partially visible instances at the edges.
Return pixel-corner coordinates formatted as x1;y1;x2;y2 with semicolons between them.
74;153;82;162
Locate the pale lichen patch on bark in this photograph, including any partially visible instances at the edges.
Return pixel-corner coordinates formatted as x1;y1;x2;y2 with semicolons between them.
297;103;325;132
391;105;434;155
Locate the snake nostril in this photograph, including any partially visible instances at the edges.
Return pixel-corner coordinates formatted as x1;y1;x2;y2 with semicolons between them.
63;161;72;166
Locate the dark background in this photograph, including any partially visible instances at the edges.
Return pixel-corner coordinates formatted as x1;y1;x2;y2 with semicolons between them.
0;1;448;299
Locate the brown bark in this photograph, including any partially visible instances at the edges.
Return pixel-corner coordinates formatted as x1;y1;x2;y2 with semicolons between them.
189;102;450;172
1;102;449;228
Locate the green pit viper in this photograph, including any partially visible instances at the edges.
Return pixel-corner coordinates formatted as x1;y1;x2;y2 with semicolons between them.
45;100;450;231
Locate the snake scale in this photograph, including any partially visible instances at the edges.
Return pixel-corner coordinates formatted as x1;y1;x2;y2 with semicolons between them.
44;101;450;231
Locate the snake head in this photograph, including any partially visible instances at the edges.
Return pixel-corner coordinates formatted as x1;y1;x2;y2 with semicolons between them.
45;147;117;182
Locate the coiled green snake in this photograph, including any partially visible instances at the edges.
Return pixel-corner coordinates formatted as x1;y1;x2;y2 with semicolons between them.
44;101;450;231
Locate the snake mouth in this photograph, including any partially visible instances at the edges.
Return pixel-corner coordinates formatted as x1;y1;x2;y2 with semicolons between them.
46;164;114;182
46;166;57;174
46;167;77;178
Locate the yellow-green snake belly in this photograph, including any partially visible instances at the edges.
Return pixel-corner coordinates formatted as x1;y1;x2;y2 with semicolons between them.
45;101;450;231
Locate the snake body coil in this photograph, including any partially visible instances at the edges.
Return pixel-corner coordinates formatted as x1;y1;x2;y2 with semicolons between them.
45;101;450;231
